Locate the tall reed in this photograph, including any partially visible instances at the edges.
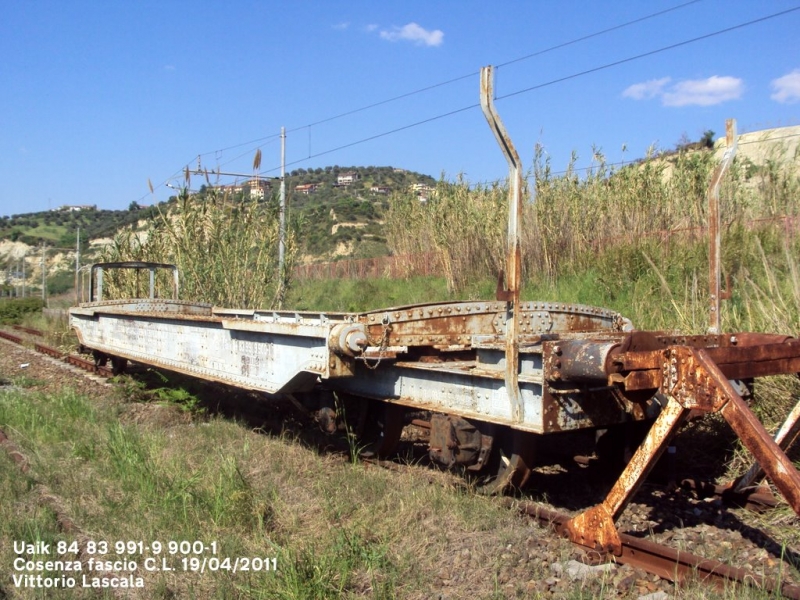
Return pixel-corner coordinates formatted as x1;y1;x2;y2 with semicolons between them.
386;140;799;294
99;188;295;308
385;176;508;293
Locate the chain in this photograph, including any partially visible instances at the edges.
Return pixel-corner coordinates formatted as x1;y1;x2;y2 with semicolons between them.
360;317;391;370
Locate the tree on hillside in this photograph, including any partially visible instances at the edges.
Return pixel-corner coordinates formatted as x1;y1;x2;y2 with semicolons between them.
701;130;715;149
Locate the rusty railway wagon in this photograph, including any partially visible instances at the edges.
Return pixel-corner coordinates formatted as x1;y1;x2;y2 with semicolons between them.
69;67;800;557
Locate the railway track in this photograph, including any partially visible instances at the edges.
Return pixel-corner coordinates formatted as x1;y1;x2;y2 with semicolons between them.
516;501;800;598
1;326;113;377
2;324;799;598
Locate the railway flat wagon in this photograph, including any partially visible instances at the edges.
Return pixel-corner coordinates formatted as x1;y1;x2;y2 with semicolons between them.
70;67;800;557
69;260;800;554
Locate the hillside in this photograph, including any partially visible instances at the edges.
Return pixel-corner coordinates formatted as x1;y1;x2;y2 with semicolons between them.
0;165;436;298
281;165;436;260
1;122;798;302
0;204;155;249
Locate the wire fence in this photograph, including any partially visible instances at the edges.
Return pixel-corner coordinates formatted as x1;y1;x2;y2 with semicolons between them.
294;215;799;282
293;252;441;281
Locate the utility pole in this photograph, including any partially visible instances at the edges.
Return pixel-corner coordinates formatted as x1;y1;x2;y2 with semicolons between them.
41;243;46;304
75;226;81;304
279;127;286;280
21;255;25;298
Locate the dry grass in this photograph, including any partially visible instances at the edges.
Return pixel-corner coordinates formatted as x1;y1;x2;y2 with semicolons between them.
386;139;798;294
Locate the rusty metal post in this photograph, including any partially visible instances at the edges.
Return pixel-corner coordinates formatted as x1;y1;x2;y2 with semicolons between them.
565;397;689;554
733;395;800;493
480;65;524;422
707;119;737;334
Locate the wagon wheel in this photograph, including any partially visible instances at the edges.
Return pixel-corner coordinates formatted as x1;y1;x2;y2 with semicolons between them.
92;350;108;367
480;427;537;495
110;356;128;375
337;393;406;458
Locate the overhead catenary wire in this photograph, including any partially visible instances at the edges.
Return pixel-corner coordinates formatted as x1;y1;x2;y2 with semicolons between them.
497;6;800;102
143;4;799;201
253;6;800;178
181;0;707;183
211;1;706;150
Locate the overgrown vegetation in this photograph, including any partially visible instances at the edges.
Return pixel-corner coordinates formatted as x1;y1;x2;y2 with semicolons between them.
0;297;44;324
386;174;508;293
98;188;295;308
386;141;799;301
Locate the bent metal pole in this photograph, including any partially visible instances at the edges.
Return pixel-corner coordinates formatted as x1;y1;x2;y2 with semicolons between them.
480;66;524;422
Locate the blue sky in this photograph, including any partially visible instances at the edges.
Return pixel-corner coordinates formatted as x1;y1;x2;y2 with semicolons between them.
1;0;799;217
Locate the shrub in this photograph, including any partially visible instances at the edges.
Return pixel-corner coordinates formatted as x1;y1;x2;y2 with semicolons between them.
0;297;44;324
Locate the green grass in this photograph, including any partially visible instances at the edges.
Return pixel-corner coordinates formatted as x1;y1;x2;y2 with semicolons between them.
3;378;581;598
286;274;464;312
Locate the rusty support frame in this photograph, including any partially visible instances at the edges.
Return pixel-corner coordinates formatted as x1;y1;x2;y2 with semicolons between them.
733;393;800;494
522;503;800;598
565;397;688;553
707;119;737;334
566;345;800;554
480;65;525;422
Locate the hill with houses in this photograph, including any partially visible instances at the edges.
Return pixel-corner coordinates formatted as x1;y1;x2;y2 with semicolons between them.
0;165;436;297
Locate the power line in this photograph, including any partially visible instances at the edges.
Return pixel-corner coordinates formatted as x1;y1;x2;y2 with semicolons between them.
253;6;799;178
189;0;705;172
498;6;800;102
265;105;478;174
496;0;702;70
149;4;798;198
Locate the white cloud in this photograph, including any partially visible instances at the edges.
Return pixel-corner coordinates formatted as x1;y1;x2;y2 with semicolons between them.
662;76;743;106
163;65;176;72
333;22;349;30
379;22;443;47
364;24;378;33
771;69;800;103
623;75;743;107
622;77;671;100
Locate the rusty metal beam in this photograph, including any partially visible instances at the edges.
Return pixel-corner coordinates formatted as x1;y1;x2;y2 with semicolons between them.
0;330;23;344
611;339;800;390
564;397;688;554
480;65;525;423
733;393;800;494
519;502;800;598
715;392;800;513
707;119;737;334
567;344;800;555
668;347;800;513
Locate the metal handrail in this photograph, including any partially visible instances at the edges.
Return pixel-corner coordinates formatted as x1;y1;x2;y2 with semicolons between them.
90;262;179;302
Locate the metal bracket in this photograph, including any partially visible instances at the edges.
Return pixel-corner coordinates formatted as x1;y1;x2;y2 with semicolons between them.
565;345;800;554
